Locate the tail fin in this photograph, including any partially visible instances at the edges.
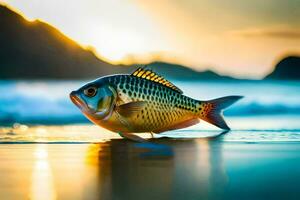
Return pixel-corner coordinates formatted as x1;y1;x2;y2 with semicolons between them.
198;96;243;130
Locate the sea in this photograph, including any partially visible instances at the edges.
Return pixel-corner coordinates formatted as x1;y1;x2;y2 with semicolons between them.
0;80;300;200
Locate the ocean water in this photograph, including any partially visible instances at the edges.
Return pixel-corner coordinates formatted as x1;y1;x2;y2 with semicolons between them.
0;80;300;125
0;80;300;200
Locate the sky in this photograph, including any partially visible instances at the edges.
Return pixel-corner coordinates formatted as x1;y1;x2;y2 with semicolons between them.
1;0;300;78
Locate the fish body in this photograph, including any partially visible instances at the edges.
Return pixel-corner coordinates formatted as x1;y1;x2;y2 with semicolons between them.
70;67;242;140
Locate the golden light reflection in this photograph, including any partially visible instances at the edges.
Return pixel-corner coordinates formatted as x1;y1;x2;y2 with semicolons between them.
30;144;56;200
193;137;227;199
0;137;229;199
195;139;211;196
85;144;102;166
196;139;210;168
84;143;112;199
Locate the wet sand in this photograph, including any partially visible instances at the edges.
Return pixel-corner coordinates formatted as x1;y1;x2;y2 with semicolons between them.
1;133;300;200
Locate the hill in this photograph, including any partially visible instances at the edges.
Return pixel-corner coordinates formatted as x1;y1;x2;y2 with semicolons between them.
0;4;238;81
265;56;300;80
138;62;237;80
0;4;120;79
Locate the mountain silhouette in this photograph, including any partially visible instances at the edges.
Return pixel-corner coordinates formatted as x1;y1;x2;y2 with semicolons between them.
139;62;237;80
0;4;237;80
265;56;300;80
0;4;119;79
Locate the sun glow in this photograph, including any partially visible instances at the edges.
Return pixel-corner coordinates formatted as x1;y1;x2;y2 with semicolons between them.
1;0;300;78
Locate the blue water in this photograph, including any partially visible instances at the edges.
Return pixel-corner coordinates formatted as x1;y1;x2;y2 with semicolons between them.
1;80;300;200
0;80;299;124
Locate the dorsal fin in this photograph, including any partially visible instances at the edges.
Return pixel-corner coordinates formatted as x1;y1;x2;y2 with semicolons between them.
131;67;183;94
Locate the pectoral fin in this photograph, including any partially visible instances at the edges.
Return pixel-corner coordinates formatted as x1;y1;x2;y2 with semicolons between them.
115;101;148;142
116;101;147;118
118;132;147;142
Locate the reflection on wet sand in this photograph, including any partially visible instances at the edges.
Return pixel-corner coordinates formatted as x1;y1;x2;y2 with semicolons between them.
2;130;300;199
0;132;227;200
30;144;56;200
85;132;227;200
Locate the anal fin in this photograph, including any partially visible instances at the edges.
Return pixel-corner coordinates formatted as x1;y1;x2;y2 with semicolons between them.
118;132;147;142
153;118;200;134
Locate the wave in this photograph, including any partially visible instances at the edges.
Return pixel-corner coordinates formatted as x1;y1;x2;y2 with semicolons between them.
0;95;299;124
0;80;300;124
225;102;300;116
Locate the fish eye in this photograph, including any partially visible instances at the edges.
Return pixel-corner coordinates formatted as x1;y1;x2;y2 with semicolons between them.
84;87;97;97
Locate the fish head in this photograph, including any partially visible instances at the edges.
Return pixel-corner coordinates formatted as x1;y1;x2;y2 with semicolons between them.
70;79;117;121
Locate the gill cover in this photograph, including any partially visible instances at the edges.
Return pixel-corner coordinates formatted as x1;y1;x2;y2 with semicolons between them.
83;85;117;120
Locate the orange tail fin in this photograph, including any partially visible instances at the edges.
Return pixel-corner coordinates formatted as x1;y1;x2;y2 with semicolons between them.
198;96;243;130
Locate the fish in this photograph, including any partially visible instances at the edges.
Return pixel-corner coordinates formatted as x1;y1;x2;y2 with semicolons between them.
70;67;243;142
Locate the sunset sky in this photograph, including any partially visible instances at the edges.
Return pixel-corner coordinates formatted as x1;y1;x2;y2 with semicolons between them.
1;0;300;78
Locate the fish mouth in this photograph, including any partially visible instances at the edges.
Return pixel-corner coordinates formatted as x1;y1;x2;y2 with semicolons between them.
70;91;85;109
70;91;96;115
69;90;114;119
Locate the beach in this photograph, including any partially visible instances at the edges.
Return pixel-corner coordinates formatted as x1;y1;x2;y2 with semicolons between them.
1;128;300;200
1;115;300;200
1;81;300;200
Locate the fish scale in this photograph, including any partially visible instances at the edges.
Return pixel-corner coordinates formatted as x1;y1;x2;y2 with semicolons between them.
107;74;198;132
